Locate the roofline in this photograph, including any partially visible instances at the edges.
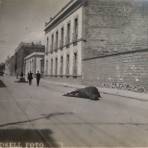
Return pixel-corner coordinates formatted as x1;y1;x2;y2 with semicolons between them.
15;42;44;52
24;52;44;60
44;0;86;31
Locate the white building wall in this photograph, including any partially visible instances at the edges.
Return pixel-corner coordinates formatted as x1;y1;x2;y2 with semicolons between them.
45;6;83;77
36;57;42;73
25;53;44;75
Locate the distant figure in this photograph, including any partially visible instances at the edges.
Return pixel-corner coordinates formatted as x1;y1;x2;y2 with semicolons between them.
36;71;41;86
19;72;26;82
27;71;33;85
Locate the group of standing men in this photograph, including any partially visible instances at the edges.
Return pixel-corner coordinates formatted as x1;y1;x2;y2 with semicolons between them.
27;71;41;86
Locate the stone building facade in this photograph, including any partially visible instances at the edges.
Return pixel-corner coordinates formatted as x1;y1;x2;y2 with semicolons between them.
9;55;15;76
15;42;45;76
4;57;11;76
82;0;148;92
44;0;84;81
45;0;148;92
4;56;15;76
24;52;44;75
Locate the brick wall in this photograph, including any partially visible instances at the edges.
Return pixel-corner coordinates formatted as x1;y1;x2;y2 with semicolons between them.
82;0;148;92
83;51;148;92
83;0;148;60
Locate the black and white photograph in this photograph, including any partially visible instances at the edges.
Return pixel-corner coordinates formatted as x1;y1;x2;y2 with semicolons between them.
0;0;148;147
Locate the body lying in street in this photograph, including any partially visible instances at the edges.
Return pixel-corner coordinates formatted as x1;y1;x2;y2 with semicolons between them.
63;86;101;100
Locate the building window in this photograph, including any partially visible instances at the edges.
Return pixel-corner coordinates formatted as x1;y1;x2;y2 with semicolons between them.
55;31;58;51
46;37;49;54
51;59;53;76
33;58;35;74
60;27;64;49
40;59;44;74
51;34;54;53
66;54;70;76
73;52;78;77
55;57;58;76
46;60;48;75
73;17;78;44
66;22;71;47
60;56;63;76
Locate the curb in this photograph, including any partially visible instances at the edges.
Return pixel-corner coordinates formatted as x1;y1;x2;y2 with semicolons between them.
42;79;148;102
3;76;148;102
98;88;148;102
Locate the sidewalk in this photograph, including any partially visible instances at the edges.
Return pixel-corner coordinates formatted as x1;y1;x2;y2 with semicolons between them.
2;76;148;101
42;78;148;102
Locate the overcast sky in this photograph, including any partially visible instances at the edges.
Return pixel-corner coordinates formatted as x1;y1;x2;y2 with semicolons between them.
0;0;70;63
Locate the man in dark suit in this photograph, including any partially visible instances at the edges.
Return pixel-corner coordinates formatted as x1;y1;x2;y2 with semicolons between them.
28;71;33;85
36;71;41;86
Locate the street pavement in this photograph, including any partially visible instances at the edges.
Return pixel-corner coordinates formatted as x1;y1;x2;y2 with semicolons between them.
0;76;148;147
42;78;148;101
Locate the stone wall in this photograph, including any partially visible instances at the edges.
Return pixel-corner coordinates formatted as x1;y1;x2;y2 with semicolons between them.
82;0;148;92
83;51;148;92
83;0;148;60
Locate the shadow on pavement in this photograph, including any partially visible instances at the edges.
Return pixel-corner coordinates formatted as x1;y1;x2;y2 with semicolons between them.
0;80;6;88
0;128;59;147
0;112;73;147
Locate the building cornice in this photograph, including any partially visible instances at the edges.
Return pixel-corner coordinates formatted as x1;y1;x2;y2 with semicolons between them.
24;52;44;60
44;0;87;32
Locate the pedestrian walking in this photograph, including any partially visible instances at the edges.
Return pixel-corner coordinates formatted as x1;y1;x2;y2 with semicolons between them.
36;71;41;86
28;71;33;85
